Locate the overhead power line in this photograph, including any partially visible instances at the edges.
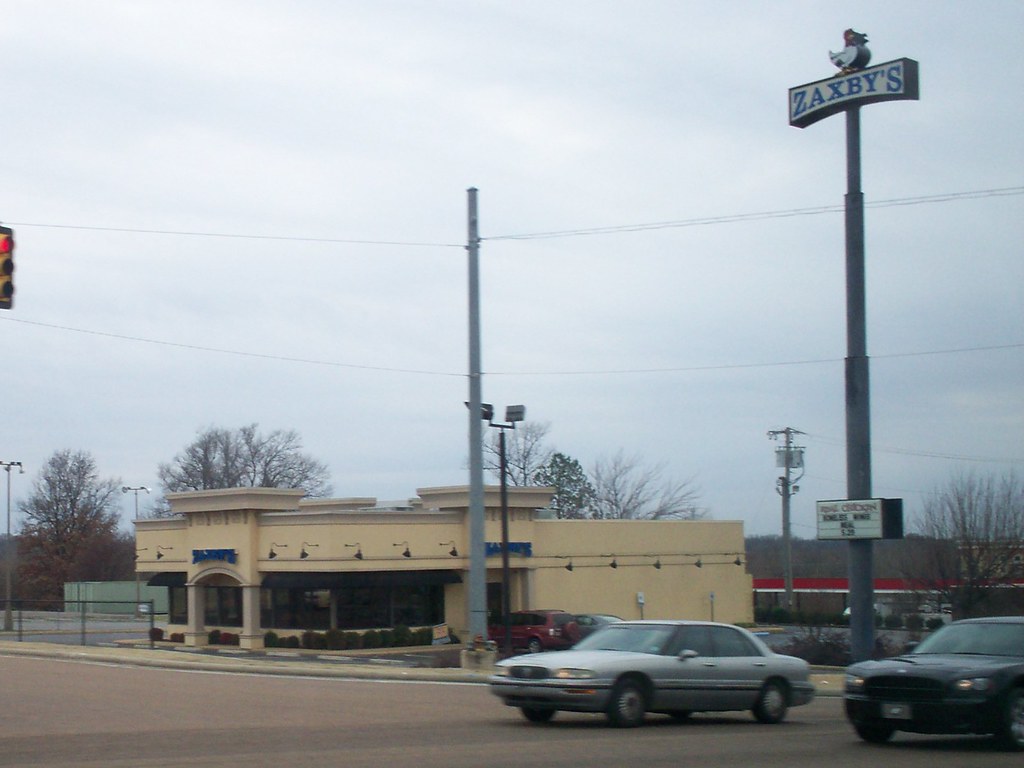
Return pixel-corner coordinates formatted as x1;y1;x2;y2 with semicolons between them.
3;316;1019;379
8;186;1021;246
485;187;1024;241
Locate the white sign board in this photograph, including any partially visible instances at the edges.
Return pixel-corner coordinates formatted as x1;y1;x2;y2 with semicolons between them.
816;498;883;540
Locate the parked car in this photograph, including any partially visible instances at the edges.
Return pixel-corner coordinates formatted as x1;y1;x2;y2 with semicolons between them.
490;619;814;727
575;613;622;638
844;615;1024;751
488;610;580;654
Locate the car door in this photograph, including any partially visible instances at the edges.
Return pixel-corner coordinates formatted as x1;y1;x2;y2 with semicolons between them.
658;624;733;711
705;625;771;709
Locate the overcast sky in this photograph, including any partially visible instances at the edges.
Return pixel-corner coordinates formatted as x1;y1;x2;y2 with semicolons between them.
2;1;1021;537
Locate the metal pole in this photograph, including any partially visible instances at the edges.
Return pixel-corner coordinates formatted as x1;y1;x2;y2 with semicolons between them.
466;187;487;643
499;428;512;656
781;431;794;612
844;106;875;662
123;486;149;617
2;461;22;633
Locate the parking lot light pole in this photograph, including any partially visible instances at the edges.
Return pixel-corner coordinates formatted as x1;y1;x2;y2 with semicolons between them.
484;404;526;657
2;461;24;632
123;486;150;616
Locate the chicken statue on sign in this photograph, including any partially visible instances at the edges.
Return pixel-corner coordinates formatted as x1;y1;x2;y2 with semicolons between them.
829;29;871;74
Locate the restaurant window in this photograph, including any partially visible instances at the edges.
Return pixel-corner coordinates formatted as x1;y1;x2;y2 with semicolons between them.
204;586;242;627
169;587;187;624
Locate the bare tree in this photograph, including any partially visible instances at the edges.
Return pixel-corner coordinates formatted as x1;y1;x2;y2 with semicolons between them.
913;472;1024;617
17;450;124;601
483;421;553;486
158;424;332;502
589;451;703;520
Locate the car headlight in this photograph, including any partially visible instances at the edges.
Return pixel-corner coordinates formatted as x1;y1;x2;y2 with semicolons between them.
845;674;866;692
954;677;993;692
491;666;510;677
554;668;596;680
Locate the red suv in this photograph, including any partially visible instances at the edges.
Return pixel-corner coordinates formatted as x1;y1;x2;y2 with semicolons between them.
489;610;581;654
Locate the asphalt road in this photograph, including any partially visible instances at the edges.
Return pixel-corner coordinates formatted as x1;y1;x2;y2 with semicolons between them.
0;653;1012;768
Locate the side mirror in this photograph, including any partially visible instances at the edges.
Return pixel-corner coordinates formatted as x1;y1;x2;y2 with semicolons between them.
678;649;699;661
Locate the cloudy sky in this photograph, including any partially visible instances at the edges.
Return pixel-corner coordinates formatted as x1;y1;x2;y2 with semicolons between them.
2;2;1021;537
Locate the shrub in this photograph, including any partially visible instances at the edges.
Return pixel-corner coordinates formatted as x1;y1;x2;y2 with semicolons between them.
344;631;362;650
325;629;345;650
412;627;433;646
284;635;301;649
904;614;924;631
926;617;946;631
264;631;279;648
884;614;903;630
392;624;412;647
362;629;382;649
301;630;327;650
149;627;165;642
777;627;850;666
218;632;240;646
169;632;185;643
208;629;222;645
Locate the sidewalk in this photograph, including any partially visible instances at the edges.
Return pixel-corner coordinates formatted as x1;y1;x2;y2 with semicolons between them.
0;639;846;694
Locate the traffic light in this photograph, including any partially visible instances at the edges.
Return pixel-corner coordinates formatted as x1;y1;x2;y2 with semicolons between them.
0;225;13;310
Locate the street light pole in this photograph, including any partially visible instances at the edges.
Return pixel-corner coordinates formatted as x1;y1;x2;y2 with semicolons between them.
2;461;24;632
123;486;150;615
483;404;525;657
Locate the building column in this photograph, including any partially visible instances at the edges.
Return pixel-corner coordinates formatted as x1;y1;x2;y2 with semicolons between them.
239;584;264;650
185;583;207;647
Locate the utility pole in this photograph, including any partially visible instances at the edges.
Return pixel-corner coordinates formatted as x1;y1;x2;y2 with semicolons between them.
466;187;487;643
768;429;804;612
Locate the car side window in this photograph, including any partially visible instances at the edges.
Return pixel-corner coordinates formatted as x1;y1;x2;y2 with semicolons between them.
708;626;760;657
668;626;714;657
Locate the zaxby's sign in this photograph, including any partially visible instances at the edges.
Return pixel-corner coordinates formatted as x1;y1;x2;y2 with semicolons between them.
789;58;919;128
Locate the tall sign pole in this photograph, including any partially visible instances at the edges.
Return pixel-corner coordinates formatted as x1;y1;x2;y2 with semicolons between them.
789;33;919;661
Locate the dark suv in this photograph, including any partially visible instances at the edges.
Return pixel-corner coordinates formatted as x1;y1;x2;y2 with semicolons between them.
489;610;581;654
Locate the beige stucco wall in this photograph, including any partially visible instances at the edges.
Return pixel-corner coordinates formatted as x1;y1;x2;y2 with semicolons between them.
136;486;752;644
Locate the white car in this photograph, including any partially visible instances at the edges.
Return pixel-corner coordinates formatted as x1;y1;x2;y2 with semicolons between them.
490;620;814;727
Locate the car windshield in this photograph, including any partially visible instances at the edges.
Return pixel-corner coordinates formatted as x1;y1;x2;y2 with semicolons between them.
573;623;675;655
912;622;1024;657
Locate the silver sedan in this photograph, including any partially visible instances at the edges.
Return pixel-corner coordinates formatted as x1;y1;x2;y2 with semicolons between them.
489;620;814;727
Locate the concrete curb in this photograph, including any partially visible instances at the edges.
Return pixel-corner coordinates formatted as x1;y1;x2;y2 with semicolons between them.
0;640;846;695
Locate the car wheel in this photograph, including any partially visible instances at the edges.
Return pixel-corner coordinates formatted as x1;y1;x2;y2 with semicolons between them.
606;678;647;728
752;680;788;724
520;707;555;724
854;722;895;744
527;638;543;655
994;687;1024;751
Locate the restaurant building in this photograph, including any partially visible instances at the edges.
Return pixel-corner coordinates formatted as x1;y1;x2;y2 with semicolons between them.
136;486;752;649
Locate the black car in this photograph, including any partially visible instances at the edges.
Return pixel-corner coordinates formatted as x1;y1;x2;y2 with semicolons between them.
844;616;1024;750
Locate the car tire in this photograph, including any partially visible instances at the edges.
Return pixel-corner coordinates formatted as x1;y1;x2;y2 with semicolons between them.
520;707;555;724
854;722;895;744
752;680;788;724
527;638;543;655
994;686;1024;751
606;678;647;728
